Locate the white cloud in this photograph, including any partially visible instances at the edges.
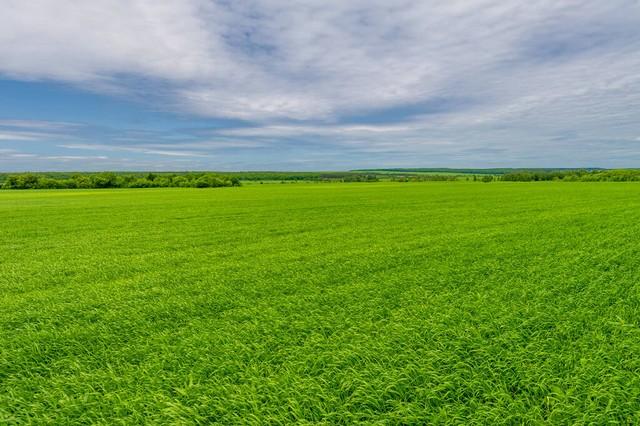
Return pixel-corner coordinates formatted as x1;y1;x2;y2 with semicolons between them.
0;131;52;141
2;0;638;121
43;155;109;160
59;143;210;158
0;119;79;130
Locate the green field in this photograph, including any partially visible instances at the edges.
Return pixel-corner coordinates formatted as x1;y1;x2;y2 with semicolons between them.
2;182;640;423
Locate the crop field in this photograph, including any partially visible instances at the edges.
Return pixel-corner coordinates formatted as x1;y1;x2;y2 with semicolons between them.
2;182;640;424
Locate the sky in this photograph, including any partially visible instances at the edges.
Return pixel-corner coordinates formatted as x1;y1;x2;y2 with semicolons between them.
1;0;640;171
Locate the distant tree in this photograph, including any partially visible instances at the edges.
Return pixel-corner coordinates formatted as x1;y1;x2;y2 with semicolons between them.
72;174;93;188
172;176;189;187
128;178;154;188
91;172;119;188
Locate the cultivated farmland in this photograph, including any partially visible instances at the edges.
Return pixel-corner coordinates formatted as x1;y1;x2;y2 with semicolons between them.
1;182;640;423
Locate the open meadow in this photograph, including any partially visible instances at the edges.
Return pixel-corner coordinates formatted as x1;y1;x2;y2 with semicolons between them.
2;182;640;423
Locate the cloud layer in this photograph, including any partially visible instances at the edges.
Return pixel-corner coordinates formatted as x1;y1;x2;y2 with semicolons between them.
1;0;640;170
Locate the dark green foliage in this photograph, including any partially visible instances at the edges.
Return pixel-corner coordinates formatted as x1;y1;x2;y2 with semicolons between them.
391;174;459;182
91;172;119;188
340;173;379;182
501;169;640;182
2;173;40;189
222;171;379;182
355;167;603;175
1;172;240;189
0;171;383;189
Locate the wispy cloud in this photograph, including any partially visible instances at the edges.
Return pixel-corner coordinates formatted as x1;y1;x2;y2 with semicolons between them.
0;131;47;141
0;119;79;142
0;119;80;130
43;155;109;160
59;143;210;158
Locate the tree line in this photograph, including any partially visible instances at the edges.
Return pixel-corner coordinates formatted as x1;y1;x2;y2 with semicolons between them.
355;167;592;175
390;174;460;182
221;171;379;182
1;172;241;189
3;169;639;189
500;169;640;182
0;171;382;189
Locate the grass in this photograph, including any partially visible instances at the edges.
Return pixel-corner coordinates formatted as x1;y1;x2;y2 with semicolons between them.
2;182;640;424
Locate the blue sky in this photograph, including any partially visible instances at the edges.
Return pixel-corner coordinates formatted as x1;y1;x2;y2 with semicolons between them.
1;0;640;171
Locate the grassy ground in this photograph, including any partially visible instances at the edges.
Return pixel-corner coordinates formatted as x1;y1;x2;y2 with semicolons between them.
1;182;640;424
